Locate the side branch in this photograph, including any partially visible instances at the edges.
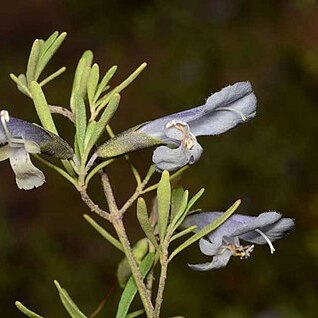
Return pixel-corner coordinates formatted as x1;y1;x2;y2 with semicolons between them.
119;166;155;215
79;188;111;221
49;105;75;123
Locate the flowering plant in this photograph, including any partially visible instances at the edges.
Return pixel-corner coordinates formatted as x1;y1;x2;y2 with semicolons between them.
2;32;294;318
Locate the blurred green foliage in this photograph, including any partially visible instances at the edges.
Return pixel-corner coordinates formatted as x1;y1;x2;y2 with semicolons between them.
1;0;318;317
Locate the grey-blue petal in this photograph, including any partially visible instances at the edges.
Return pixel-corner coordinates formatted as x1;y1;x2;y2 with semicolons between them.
139;82;256;139
164;122;188;140
152;145;189;171
152;141;203;171
0;145;10;161
182;212;224;231
139;107;202;139
210;249;233;269
0;116;74;159
231;212;282;237
189;91;257;136
188;249;232;271
182;211;244;246
240;217;295;244
184;142;203;164
188;261;217;271
199;238;220;256
205;82;253;111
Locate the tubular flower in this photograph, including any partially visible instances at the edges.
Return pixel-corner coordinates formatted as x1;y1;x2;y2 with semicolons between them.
96;81;257;171
182;211;294;271
0;110;73;190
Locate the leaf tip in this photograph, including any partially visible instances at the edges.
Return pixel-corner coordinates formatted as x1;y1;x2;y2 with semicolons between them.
53;280;60;289
15;301;21;307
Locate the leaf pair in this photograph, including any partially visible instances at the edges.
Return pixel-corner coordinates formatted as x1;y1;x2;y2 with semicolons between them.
70;50;121;162
71;50;146;165
156;171;204;243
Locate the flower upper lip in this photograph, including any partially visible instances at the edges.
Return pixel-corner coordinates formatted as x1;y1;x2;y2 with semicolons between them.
182;211;295;271
0;110;74;190
139;81;256;139
96;81;257;172
1;116;74;159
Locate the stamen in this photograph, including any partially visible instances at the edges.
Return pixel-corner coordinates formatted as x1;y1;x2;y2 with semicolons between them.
166;120;185;129
1;111;26;148
216;107;247;121
255;229;276;254
0;110;12;143
225;244;254;259
243;245;254;259
166;120;196;150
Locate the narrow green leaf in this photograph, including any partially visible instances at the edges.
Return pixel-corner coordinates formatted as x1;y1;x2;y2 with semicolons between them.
87;63;99;109
35;32;67;80
137;198;160;251
157;170;171;240
185;188;205;214
170;187;186;221
85;94;120;158
169;200;241;261
15;301;44;318
54;280;87;318
26;39;41;85
39;66;66;87
116;253;154;318
126;309;145;318
170;225;197;242
41;31;59;55
10;73;31;97
75;94;87;156
96;63;147;111
83;214;124;252
30;81;58;134
84;121;96;148
79;65;92;99
172;188;205;232
70;50;94;112
94;65;117;103
169;190;189;233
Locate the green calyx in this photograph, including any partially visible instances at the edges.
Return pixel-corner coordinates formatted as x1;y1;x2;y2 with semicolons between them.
96;124;162;159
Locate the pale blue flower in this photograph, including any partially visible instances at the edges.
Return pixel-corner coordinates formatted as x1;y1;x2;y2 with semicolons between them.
97;82;257;171
0;110;73;190
183;211;294;271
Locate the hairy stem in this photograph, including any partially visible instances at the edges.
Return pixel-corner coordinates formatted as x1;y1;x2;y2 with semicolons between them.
49;105;75;123
120;165;156;215
79;187;111;221
100;173;154;317
154;247;169;318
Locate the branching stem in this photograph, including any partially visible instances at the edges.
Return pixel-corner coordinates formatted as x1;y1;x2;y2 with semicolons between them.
100;172;154;317
154;245;169;318
49;105;75;123
78;187;111;221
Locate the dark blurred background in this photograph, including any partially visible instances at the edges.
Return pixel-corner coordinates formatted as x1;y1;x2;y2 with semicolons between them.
1;0;318;317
